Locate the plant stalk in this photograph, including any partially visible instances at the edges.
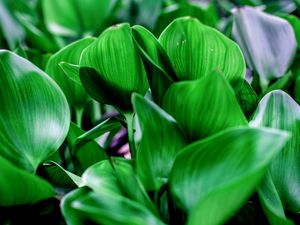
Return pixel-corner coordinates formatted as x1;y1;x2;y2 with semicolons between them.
75;107;84;128
124;112;136;159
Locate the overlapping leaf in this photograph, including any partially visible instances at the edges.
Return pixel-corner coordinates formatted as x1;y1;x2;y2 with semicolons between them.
159;16;245;88
133;93;187;191
163;72;247;141
232;6;297;86
170;127;290;225
0;50;70;172
250;90;300;214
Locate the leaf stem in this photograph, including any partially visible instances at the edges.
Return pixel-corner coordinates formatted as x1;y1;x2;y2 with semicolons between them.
124;112;136;159
75;107;84;128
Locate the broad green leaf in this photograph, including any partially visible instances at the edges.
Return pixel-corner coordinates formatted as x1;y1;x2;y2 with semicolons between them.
132;93;187;190
170;127;290;224
163;72;248;141
235;80;259;118
232;7;297;87
61;188;166;225
250;90;300;212
0;50;70;172
42;0;120;37
0;156;54;206
257;171;294;225
82;160;123;196
154;3;219;36
132;25;176;106
46;37;95;109
67;122;108;174
59;62;81;85
0;0;25;49
159;16;245;88
37;161;83;190
112;158;159;215
80;23;148;111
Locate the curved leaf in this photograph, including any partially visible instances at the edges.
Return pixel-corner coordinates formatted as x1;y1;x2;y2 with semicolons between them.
232;6;297;86
0;156;54;206
45;37;95;109
170;127;289;224
61;188;165;225
132;93;187;190
159;16;245;88
0;50;70;172
250;90;300;213
80;23;148;111
163;72;247;141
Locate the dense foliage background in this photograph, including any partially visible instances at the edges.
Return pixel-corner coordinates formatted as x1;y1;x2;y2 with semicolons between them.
1;0;300;224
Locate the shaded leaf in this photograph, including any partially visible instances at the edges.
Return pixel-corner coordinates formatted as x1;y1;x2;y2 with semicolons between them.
159;16;245;88
0;156;54;206
0;50;70;172
163;72;247;141
250;90;300;213
170;127;290;224
132;93;187;190
80;23;148;111
232;6;297;86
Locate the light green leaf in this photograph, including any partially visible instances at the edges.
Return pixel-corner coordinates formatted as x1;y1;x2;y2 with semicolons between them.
170;127;290;224
159;16;245;88
59;62;81;85
46;37;95;109
132;25;176;106
61;188;166;225
80;23;148;111
42;0;120;37
132;93;187;190
0;50;70;172
232;7;297;87
0;156;54;206
250;90;300;213
163;72;247;141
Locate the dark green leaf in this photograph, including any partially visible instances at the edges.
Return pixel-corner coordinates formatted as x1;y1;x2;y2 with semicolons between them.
163;72;247;141
0;50;70;172
170;127;290;224
159;16;245;88
132;93;187;190
0;156;54;206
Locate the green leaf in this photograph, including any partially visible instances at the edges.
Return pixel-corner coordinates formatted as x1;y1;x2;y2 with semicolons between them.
170;127;290;224
46;37;95;109
80;23;148;111
281;14;300;50
59;62;81;85
232;6;297;87
37;161;83;190
154;3;219;36
0;156;54;206
132;93;187;190
42;0;120;37
163;72;248;141
250;90;300;213
112;158;159;215
235;80;259;118
61;188;166;225
159;16;245;88
0;50;70;172
67;122;108;174
132;25;176;106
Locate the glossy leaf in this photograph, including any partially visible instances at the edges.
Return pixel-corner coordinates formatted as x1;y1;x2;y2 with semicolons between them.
0;156;54;206
250;90;300;213
46;37;95;109
170;127;290;224
132;93;187;190
159;16;245;88
132;25;176;106
42;0;120;37
163;72;247;141
232;6;297;86
59;62;81;85
0;50;70;172
61;188;166;225
80;23;148;111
